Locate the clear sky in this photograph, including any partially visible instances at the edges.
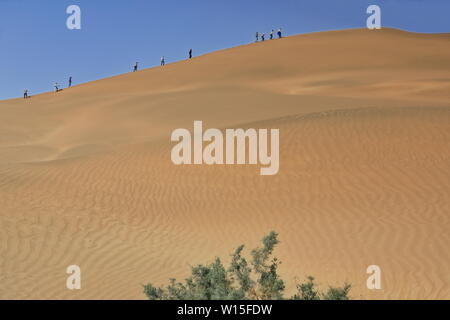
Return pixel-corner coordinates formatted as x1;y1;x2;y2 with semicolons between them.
1;0;449;100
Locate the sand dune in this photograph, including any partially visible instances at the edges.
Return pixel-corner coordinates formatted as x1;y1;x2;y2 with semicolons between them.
0;28;449;299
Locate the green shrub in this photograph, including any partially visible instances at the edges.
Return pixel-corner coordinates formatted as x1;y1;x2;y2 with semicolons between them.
143;232;351;300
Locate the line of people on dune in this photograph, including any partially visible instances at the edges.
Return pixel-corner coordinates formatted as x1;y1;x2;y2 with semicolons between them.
256;28;283;42
23;77;71;99
23;29;283;99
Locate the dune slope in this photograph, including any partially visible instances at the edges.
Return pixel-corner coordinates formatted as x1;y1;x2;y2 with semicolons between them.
0;28;449;299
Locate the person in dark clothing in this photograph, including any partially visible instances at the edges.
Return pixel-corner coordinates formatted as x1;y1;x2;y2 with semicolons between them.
24;89;28;99
161;56;165;66
261;33;265;41
54;82;60;92
189;49;193;59
68;76;72;88
133;62;138;72
277;28;282;39
255;31;259;42
270;30;274;40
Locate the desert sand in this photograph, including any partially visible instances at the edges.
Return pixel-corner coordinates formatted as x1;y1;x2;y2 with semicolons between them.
0;28;449;300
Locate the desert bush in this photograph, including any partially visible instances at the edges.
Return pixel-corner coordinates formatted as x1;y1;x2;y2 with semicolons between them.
291;276;351;300
143;232;350;300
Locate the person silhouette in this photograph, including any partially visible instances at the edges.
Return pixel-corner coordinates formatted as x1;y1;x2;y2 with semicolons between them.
189;49;193;59
277;28;282;39
68;76;72;88
270;30;274;40
133;62;138;72
23;89;28;99
54;82;59;92
255;31;259;42
261;33;265;41
161;56;165;66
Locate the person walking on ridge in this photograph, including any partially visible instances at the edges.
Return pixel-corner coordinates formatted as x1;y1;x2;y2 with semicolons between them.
68;76;72;88
261;33;265;41
133;61;138;72
189;48;193;59
23;89;28;99
161;56;165;66
255;31;259;42
277;28;282;39
270;30;274;40
54;82;60;92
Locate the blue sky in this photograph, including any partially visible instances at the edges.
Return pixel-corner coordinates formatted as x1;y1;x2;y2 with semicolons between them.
1;0;449;100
